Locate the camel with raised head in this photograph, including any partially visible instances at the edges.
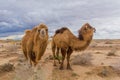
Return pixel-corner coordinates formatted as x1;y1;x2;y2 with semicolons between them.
52;23;96;70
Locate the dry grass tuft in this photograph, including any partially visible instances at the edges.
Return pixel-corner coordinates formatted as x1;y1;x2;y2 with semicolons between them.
5;44;18;52
88;66;117;78
111;61;120;75
105;41;113;44
107;50;116;56
72;53;93;66
45;55;54;60
0;63;14;72
97;66;117;77
71;72;79;77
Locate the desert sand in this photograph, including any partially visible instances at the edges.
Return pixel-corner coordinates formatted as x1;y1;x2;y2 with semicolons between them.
0;39;120;80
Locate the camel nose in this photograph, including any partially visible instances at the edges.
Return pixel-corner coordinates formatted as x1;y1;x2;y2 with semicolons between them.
93;28;96;32
40;29;46;37
41;30;45;34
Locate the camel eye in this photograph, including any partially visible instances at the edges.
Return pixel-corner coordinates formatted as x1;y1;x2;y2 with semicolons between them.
38;30;41;32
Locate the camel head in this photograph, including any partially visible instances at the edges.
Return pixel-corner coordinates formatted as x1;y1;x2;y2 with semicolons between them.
78;23;96;40
36;23;48;39
79;23;96;35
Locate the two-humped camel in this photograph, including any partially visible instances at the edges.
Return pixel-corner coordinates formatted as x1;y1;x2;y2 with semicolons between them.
52;23;96;70
21;23;49;68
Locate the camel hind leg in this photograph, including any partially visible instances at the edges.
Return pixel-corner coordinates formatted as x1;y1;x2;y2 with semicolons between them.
22;48;28;60
66;47;73;70
51;40;57;66
56;47;61;64
59;48;66;70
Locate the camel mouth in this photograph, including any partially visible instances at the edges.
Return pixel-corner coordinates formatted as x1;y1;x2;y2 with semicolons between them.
93;28;96;33
39;29;47;39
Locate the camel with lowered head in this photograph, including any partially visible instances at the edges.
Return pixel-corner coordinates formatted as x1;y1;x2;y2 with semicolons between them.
52;23;96;70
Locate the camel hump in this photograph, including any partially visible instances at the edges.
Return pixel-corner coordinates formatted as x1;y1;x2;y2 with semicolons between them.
55;27;68;34
25;29;31;34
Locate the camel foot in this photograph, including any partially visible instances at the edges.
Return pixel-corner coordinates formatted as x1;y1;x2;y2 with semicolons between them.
53;63;57;66
67;66;73;70
59;61;61;64
28;64;32;68
59;66;64;70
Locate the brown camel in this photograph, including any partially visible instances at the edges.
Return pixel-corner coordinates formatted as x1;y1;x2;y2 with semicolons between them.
52;23;96;70
21;29;31;60
21;23;49;67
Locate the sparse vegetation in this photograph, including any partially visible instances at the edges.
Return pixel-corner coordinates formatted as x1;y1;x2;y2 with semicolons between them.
0;39;120;80
72;53;93;66
111;62;120;75
105;41;113;44
55;55;62;60
97;66;116;77
0;63;14;72
98;68;109;77
71;72;79;77
5;44;17;52
107;50;116;56
95;52;102;54
90;43;97;48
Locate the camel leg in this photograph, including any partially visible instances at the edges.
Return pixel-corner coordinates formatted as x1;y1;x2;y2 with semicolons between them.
33;62;38;73
26;51;32;68
28;51;34;68
59;48;66;70
23;50;28;60
56;47;61;64
27;57;32;68
66;47;73;70
53;52;57;66
52;43;57;66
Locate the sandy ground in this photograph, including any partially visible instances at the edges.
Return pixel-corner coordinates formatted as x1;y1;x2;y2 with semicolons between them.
0;39;120;80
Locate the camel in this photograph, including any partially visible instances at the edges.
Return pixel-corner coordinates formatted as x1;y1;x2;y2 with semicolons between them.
52;23;96;70
21;29;31;60
21;23;49;67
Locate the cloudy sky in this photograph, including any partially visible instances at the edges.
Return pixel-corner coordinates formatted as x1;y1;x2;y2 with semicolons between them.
0;0;120;39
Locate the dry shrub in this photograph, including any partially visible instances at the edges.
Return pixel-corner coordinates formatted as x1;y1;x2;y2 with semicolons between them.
90;43;97;48
45;55;54;60
111;61;120;75
71;72;79;77
15;42;21;49
45;55;62;61
72;53;93;66
107;50;116;56
0;63;14;72
105;41;113;44
86;66;117;78
96;66;117;77
5;44;17;52
95;52;102;54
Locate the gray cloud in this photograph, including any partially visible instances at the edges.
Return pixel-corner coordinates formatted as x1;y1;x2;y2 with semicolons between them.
0;0;120;39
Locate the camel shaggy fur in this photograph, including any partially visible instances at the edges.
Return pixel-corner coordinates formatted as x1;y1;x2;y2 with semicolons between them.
52;23;96;70
21;29;31;60
22;23;49;67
